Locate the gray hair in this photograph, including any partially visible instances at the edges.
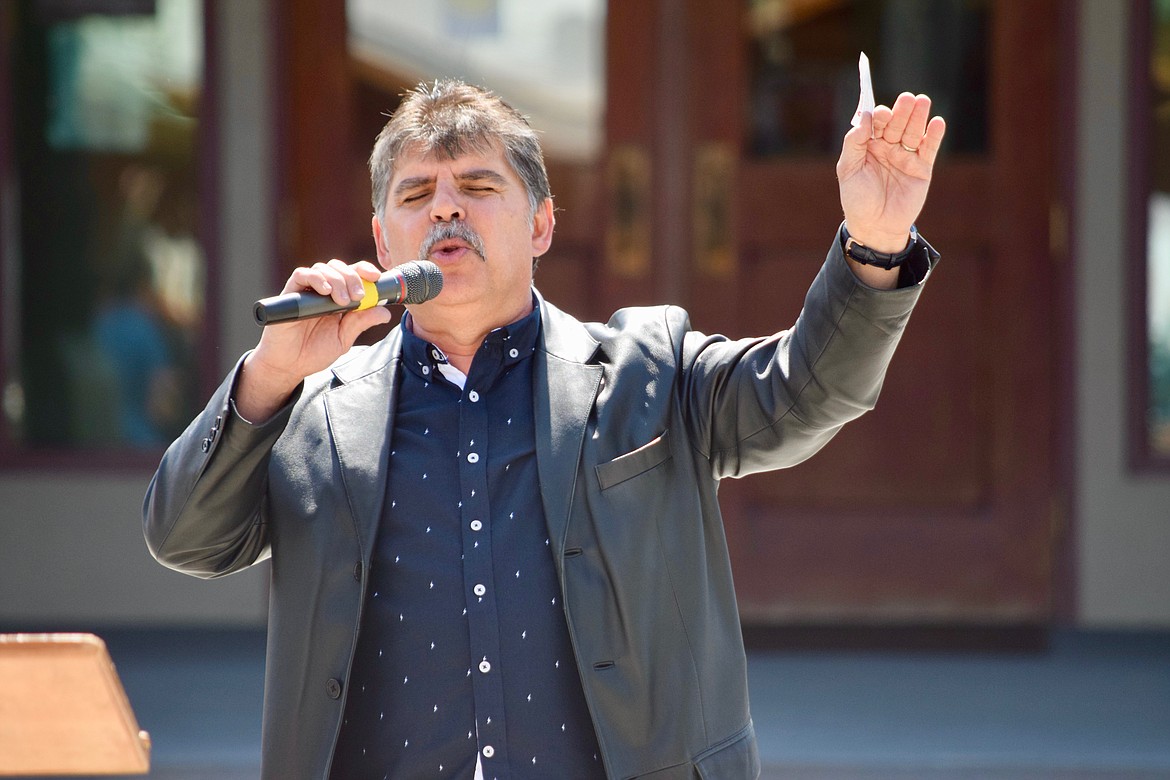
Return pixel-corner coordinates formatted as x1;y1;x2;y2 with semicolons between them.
370;80;552;226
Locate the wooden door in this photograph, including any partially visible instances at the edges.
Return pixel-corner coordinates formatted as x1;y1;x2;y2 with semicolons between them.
601;0;1062;624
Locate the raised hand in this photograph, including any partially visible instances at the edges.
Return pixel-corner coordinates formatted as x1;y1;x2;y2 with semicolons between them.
836;92;947;253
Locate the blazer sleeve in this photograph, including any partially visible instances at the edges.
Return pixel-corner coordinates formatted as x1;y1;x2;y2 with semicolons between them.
142;353;298;579
679;233;935;479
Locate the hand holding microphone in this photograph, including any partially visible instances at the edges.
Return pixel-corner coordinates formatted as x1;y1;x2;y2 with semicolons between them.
235;259;443;424
254;260;443;326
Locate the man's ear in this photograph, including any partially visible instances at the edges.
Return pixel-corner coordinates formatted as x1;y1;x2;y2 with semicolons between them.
372;215;392;269
530;198;555;258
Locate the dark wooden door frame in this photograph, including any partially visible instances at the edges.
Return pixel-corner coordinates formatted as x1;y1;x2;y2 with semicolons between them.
602;0;1068;626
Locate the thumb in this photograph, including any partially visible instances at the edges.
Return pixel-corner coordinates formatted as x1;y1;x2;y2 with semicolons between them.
837;112;871;178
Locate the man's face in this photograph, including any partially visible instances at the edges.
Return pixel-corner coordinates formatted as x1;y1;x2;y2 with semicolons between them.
374;143;552;319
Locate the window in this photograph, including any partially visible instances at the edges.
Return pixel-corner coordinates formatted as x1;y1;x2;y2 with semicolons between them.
347;0;605;162
0;0;208;460
746;0;989;157
1138;0;1170;463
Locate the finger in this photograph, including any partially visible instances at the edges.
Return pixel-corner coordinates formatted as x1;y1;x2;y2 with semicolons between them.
880;92;917;144
352;260;385;281
899;94;933;151
838;111;871;177
316;261;354;304
916;115;948;167
327;258;368;301
871;104;893;138
846;110;872;150
305;260;355;305
286;265;336;297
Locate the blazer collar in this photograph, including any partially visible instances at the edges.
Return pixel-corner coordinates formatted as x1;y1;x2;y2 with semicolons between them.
536;289;602;365
330;331;402;385
534;291;603;558
323;328;403;560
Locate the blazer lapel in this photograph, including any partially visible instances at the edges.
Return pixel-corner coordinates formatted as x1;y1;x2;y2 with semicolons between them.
324;330;403;560
534;294;603;558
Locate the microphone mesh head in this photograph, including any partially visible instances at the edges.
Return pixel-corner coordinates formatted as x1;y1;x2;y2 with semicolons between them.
401;261;444;304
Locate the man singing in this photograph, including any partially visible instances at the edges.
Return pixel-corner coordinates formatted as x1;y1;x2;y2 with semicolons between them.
144;79;945;779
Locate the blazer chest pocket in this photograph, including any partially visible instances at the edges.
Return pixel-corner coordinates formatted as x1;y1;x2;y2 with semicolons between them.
595;430;671;491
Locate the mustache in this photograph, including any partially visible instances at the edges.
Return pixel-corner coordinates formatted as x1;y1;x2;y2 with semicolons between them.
418;220;487;263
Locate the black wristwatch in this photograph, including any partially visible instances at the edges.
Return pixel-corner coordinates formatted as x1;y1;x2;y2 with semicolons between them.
843;225;920;269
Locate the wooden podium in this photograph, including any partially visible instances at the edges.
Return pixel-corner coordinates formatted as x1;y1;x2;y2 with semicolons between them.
0;634;150;776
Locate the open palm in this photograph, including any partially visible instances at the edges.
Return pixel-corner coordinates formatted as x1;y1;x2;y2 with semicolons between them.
837;92;947;251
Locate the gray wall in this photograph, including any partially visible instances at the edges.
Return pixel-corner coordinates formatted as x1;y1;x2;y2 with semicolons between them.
1075;0;1170;627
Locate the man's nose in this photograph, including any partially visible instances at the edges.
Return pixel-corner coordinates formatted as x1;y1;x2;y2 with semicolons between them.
429;185;465;223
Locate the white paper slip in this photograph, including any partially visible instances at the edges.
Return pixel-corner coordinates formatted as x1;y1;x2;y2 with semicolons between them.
851;51;875;128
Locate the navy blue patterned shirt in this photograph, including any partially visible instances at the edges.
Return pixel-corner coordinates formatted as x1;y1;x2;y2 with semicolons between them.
330;304;604;779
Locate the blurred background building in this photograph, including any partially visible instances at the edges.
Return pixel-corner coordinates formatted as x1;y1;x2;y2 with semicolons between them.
0;0;1167;642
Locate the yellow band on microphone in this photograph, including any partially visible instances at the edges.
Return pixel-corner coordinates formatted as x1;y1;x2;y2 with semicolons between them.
356;279;382;311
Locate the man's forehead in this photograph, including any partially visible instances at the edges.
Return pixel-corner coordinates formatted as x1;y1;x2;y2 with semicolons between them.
391;141;511;178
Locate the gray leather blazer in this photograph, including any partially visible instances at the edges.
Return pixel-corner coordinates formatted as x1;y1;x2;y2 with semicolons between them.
144;239;932;778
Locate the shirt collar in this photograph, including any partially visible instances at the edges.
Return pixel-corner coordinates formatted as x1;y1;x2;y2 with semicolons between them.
400;294;541;385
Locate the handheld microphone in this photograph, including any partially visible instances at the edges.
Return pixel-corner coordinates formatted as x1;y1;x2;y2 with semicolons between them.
254;260;443;327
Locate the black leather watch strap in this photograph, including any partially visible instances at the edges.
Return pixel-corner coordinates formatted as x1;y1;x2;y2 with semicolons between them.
843;225;919;269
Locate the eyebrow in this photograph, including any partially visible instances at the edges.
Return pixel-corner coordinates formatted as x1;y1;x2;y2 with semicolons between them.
458;169;509;187
393;169;510;198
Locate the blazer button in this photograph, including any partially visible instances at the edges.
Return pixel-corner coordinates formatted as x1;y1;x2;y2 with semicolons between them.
325;678;342;699
353;562;363;582
201;438;212;453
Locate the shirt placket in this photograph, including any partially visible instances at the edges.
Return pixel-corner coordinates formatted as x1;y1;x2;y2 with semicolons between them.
459;359;510;776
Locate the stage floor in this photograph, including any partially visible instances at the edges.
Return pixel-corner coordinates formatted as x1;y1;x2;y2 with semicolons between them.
68;627;1170;779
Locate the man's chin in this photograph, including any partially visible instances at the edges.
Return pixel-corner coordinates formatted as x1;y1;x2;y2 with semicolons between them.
419;277;475;307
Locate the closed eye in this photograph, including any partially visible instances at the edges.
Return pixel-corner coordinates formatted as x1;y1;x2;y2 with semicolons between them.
457;169;509;193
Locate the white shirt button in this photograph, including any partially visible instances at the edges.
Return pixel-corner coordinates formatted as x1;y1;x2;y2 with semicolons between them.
479;660;492;673
470;520;483;531
431;349;443;361
482;745;495;758
473;583;486;596
467;452;480;463
508;348;519;358
421;366;430;375
468;390;480;402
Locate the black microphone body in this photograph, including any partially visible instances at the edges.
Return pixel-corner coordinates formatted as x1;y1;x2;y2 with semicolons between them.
254;260;443;326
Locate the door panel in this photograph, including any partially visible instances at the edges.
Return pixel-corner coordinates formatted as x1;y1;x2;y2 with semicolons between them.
736;243;988;511
604;0;1059;623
